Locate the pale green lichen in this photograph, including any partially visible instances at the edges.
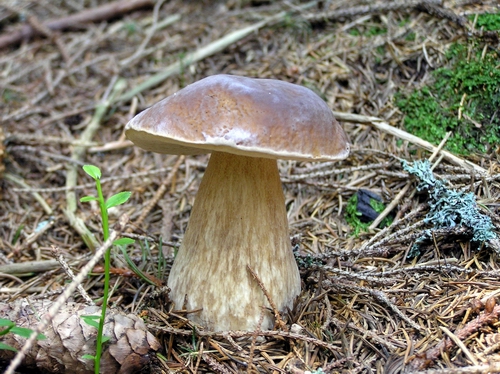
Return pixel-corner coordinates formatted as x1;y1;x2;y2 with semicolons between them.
403;160;496;256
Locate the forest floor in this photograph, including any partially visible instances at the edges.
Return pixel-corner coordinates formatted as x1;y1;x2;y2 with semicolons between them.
1;0;500;373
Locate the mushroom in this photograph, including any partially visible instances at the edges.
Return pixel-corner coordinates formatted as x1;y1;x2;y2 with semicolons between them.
125;74;349;331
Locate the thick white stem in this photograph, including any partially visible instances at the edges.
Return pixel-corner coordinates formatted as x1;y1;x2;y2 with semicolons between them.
168;151;300;331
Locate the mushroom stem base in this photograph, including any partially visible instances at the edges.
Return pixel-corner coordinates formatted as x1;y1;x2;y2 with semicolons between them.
168;151;301;331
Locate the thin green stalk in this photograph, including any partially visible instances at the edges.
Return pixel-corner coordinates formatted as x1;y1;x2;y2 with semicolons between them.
94;245;111;374
96;178;109;241
80;165;132;374
93;174;109;374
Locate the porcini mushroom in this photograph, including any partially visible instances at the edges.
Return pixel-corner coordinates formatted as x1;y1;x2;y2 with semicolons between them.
125;74;349;331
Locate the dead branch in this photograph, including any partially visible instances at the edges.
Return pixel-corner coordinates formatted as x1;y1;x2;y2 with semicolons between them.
0;260;60;275
149;323;340;354
64;78;126;250
418;363;500;374
115;1;318;103
4;173;53;215
51;245;94;304
0;0;154;49
305;0;451;23
331;111;487;174
323;279;423;331
410;304;500;370
127;156;185;233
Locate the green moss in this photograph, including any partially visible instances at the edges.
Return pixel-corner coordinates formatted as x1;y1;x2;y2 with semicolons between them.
2;88;25;103
122;21;139;36
398;18;410;27
405;32;416;42
348;28;361;37
281;13;311;38
396;39;500;155
375;45;386;56
367;25;387;36
345;194;392;236
346;194;368;236
348;25;387;37
470;12;500;31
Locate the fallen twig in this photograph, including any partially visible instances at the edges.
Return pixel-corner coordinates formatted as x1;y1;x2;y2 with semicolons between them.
126;156;185;233
64;77;126;250
51;245;94;304
0;260;60;275
115;1;318;103
418;363;500;374
304;0;470;32
324;280;423;331
247;265;286;330
410;304;500;370
4;173;53;215
149;323;340;354
0;0;154;49
368;183;411;230
332;111;487;174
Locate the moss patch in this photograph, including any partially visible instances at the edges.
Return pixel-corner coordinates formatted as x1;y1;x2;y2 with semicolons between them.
345;193;393;236
471;12;500;31
396;17;500;155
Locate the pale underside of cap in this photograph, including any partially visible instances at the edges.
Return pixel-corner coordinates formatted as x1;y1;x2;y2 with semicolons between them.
125;74;350;162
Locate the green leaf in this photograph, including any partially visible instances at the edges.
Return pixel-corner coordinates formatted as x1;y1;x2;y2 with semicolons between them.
9;327;46;340
105;191;131;209
83;165;101;180
80;195;98;203
82;354;95;360
0;328;12;337
11;225;24;246
113;237;135;246
0;342;17;352
118;246;157;287
102;335;111;343
81;315;101;329
0;319;15;328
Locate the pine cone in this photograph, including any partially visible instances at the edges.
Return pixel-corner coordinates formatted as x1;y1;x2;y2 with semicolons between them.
0;299;161;374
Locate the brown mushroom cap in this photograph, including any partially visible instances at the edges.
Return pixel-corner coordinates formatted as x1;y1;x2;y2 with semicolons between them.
125;74;349;161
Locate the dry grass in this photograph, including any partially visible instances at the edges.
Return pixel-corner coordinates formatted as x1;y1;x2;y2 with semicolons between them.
1;0;500;373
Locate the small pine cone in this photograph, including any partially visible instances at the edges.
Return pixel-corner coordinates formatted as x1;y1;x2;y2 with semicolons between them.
0;299;161;374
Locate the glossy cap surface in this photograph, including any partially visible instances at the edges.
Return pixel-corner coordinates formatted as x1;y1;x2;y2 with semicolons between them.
125;74;350;161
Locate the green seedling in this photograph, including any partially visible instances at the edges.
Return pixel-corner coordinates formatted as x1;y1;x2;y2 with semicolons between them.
0;318;46;352
80;164;133;374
